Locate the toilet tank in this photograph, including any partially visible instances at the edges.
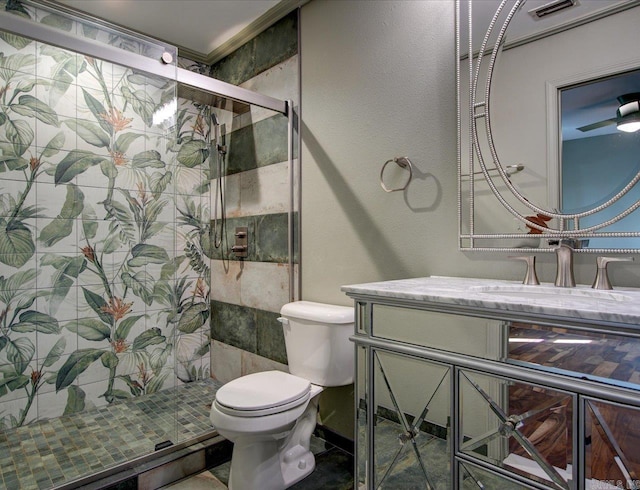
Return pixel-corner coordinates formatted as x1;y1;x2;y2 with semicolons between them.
279;301;354;387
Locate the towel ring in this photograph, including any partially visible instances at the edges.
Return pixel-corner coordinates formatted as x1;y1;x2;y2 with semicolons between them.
380;156;413;193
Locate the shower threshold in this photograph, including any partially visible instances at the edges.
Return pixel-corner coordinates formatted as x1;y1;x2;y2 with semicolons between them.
0;379;221;490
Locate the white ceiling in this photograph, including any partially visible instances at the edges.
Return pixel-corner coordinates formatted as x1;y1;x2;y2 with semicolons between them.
56;0;638;139
57;0;282;59
460;0;634;55
461;0;640;140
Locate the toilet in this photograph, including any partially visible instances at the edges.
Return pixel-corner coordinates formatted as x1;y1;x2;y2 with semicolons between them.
209;301;354;490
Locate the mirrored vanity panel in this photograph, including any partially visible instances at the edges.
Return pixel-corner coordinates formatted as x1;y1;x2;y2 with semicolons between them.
344;276;640;489
509;322;640;389
584;399;640;483
370;350;451;488
458;0;640;251
460;460;535;489
459;370;574;489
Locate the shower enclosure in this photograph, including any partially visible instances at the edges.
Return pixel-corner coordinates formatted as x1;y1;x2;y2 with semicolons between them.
0;1;295;488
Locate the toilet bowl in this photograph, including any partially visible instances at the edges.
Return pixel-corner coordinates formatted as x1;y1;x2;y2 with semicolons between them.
211;370;323;489
210;301;354;490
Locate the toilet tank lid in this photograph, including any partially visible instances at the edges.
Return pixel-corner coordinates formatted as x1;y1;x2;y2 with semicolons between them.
280;301;354;324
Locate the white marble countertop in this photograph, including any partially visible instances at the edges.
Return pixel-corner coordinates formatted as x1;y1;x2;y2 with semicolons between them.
342;276;640;326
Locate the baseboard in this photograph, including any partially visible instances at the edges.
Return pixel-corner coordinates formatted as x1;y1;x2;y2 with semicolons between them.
314;424;354;455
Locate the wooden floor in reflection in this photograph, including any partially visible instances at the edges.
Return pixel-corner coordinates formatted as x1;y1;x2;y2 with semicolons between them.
508;383;571;473
508;323;640;481
509;323;640;385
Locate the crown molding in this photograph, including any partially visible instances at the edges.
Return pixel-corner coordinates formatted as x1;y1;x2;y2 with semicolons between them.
196;0;308;66
45;0;311;65
41;0;307;67
176;45;210;65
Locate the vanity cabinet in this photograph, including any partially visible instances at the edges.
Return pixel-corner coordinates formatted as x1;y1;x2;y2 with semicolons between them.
344;277;640;490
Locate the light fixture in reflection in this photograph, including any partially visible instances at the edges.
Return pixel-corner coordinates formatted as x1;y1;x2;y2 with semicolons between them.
617;95;640;133
617;113;640;133
553;339;593;344
152;98;177;126
508;338;544;343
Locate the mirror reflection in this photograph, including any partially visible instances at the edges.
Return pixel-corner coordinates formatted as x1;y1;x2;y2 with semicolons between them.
459;0;640;251
561;70;640;249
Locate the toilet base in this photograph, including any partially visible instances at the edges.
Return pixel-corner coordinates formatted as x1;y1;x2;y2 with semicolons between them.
281;443;316;487
226;393;321;490
228;443;316;490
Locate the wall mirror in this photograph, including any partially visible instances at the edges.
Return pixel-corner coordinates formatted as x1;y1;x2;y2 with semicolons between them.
458;0;640;252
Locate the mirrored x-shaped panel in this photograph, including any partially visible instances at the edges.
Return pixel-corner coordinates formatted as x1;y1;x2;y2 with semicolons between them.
460;459;539;489
585;398;640;488
372;349;451;489
459;369;575;489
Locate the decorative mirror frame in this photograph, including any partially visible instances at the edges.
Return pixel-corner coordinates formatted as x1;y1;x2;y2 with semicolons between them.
457;0;640;253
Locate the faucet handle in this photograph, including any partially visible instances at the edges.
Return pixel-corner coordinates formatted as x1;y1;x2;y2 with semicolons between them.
508;256;540;285
591;256;634;290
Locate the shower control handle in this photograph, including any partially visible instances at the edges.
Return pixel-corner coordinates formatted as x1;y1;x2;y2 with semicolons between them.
232;227;248;258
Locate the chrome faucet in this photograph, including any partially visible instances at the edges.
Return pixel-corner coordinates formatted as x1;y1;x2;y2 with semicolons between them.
554;240;576;288
592;256;634;290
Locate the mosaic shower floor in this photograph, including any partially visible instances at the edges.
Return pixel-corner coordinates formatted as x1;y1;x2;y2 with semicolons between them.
0;379;220;490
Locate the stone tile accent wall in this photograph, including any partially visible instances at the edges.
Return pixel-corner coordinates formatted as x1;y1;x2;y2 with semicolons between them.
209;13;298;86
207;11;299;379
210;340;287;386
225;115;289;175
210;301;287;364
207;213;289;263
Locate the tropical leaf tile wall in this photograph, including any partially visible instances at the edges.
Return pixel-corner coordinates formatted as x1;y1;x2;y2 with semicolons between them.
0;19;210;430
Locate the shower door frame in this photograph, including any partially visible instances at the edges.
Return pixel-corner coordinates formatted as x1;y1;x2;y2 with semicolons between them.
0;4;300;486
0;9;288;113
0;4;299;299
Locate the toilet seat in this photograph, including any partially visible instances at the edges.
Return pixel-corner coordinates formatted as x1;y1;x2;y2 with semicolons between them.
215;371;311;417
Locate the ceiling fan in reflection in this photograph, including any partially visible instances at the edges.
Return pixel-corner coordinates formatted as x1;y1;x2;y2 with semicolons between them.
577;93;640;133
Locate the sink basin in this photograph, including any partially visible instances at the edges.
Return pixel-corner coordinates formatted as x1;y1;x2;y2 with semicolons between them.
470;284;633;304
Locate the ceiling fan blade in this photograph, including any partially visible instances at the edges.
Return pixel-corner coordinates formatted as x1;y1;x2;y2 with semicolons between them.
577;118;617;132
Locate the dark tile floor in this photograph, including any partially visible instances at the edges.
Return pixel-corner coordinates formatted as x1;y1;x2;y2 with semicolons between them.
166;435;354;490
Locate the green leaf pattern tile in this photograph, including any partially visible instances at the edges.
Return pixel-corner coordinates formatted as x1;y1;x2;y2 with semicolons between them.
0;17;210;435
